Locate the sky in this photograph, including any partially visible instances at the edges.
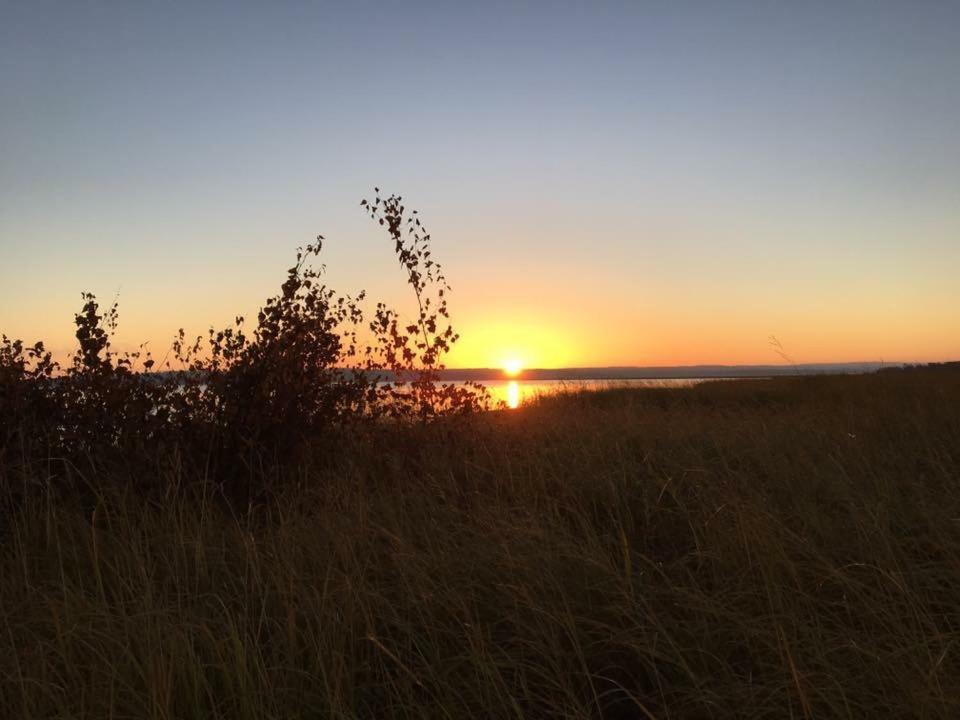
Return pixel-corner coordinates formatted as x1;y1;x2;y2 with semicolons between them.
2;1;959;369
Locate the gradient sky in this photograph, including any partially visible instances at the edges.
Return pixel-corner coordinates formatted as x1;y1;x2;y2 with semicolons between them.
2;1;959;368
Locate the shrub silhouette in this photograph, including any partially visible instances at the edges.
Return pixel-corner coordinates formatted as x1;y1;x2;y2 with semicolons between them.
0;191;489;498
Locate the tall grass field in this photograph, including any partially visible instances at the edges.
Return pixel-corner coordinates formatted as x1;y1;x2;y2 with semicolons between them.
3;368;959;718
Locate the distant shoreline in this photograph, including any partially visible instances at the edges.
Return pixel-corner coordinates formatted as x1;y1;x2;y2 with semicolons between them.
434;363;896;382
144;362;933;384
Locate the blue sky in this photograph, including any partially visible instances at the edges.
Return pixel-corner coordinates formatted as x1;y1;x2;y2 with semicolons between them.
2;1;959;366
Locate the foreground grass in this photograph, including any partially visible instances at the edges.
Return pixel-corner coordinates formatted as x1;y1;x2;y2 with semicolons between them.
2;369;960;718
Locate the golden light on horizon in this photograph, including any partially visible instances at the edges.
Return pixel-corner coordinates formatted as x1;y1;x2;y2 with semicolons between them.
446;317;578;370
503;358;524;376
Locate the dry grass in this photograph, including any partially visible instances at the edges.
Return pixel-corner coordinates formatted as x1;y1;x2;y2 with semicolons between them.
3;368;960;718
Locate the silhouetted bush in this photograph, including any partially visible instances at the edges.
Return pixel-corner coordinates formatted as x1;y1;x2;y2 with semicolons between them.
0;191;489;498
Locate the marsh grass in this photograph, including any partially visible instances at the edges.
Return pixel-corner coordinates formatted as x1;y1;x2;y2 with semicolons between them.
3;368;959;718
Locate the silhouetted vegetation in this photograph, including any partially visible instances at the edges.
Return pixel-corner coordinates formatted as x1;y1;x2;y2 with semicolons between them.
1;192;488;503
2;370;959;717
2;197;960;718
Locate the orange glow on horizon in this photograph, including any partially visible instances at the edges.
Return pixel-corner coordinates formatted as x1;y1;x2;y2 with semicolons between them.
4;285;959;371
445;317;578;370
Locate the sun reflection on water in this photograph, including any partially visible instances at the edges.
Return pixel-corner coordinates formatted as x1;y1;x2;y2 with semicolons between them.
484;378;711;410
506;380;520;409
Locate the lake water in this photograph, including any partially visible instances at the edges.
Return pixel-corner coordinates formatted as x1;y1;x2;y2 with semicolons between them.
481;378;715;408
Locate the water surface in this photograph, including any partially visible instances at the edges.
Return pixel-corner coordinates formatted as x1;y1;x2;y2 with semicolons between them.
480;378;715;409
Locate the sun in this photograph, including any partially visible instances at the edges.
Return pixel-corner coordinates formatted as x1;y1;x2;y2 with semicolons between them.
503;358;524;376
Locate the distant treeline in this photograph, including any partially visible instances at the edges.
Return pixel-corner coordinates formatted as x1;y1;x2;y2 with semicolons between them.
434;362;897;381
879;360;960;373
40;361;912;385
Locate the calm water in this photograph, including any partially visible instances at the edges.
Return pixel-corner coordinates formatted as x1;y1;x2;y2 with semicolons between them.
480;378;714;409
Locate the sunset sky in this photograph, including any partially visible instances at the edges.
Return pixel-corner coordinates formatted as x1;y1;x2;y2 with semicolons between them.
2;2;958;368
